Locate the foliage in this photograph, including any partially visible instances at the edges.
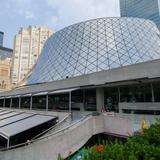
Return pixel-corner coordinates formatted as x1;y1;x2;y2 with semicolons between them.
57;154;64;160
76;119;160;160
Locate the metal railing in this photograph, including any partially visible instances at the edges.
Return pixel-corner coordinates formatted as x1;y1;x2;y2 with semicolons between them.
0;113;92;151
30;113;71;140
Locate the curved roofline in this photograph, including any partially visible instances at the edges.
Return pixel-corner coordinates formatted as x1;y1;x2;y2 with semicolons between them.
53;16;156;35
26;16;160;85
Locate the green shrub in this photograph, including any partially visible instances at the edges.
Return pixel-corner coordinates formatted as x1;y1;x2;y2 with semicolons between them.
65;118;160;160
79;122;160;160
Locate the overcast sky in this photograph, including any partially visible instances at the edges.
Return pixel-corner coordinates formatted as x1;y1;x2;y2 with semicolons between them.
0;0;120;48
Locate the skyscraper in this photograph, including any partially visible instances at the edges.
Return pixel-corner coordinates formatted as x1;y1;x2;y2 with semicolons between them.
0;32;4;47
120;0;160;27
11;26;53;86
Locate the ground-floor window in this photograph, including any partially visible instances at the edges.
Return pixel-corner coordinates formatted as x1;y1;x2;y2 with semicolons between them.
32;96;46;110
0;99;3;107
21;97;30;109
5;98;10;108
120;83;152;103
84;89;96;111
12;98;19;108
153;82;160;102
104;87;119;112
48;94;69;110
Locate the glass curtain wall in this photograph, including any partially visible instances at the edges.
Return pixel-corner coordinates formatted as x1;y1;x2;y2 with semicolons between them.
153;82;160;102
120;0;160;26
84;89;96;111
21;97;30;109
104;83;154;112
48;94;69;110
104;88;119;112
71;90;83;111
0;99;3;107
12;98;19;108
120;84;152;102
32;96;46;110
5;98;10;108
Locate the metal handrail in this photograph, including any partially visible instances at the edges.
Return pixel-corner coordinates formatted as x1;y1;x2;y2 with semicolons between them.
0;113;92;151
30;113;71;140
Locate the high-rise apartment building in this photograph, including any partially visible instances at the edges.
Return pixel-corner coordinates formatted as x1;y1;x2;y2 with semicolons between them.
120;0;160;27
0;32;4;47
12;26;53;86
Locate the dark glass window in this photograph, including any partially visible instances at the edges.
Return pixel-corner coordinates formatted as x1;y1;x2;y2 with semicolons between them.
48;94;69;110
21;97;30;109
120;84;152;102
84;89;96;111
12;98;19;108
32;96;46;110
153;82;160;102
104;87;119;112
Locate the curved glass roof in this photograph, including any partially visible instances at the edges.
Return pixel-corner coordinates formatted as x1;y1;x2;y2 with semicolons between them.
27;17;160;84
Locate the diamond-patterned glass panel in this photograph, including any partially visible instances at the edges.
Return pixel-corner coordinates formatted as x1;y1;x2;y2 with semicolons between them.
27;17;160;84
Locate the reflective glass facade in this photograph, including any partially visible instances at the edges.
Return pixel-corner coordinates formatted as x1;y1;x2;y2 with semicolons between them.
120;0;160;26
0;47;12;60
27;17;160;84
0;32;4;47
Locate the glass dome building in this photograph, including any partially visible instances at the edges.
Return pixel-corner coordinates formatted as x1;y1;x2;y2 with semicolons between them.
1;17;160;115
1;18;160;160
27;17;160;84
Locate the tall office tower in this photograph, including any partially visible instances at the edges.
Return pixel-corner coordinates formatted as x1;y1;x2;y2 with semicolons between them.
120;0;160;27
11;26;53;86
0;32;4;47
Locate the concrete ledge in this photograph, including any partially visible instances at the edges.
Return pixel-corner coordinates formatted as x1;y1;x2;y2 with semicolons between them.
1;58;160;97
0;114;133;160
119;102;160;113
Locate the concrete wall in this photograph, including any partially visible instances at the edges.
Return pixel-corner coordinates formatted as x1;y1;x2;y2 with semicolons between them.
103;114;133;136
0;114;133;160
119;102;160;113
119;113;156;131
1;59;160;97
